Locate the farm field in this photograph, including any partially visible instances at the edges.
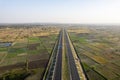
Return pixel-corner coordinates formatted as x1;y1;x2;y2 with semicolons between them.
0;25;60;80
0;24;120;80
67;26;120;80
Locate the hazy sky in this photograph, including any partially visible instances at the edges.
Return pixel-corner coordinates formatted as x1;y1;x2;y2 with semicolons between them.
0;0;120;24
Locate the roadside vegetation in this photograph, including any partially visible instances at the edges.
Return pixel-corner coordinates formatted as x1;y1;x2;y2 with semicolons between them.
62;31;70;80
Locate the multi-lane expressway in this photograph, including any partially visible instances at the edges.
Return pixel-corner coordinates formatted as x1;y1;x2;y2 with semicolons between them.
43;28;87;80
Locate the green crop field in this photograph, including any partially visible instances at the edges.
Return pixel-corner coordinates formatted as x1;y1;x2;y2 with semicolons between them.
68;26;120;80
0;25;60;80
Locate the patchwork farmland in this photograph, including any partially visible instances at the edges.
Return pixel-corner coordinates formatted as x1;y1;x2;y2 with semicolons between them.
68;26;120;80
0;24;120;80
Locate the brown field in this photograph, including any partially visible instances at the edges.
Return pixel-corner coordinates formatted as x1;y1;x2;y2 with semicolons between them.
0;25;60;80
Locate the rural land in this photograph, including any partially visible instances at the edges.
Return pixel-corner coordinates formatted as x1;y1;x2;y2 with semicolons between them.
0;24;120;80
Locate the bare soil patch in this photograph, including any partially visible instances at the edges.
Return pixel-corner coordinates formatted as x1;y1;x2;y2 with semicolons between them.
28;43;39;50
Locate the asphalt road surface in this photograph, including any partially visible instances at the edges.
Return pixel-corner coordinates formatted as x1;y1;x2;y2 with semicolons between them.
53;31;62;80
64;30;80;80
45;29;81;80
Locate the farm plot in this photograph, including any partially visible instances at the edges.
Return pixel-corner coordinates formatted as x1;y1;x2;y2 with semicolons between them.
68;27;120;80
0;26;60;80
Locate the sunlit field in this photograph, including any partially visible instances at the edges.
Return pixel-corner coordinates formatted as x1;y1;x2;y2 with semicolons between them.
0;25;60;80
68;26;120;80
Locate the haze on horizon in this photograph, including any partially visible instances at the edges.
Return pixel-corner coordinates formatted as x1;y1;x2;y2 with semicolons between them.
0;0;120;24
